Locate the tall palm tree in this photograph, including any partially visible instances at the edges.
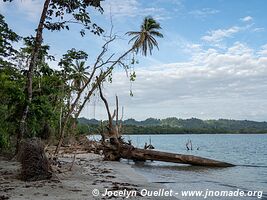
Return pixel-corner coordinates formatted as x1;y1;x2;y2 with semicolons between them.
127;16;163;56
71;60;90;90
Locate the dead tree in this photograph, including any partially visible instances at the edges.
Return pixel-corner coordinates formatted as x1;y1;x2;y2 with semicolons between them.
98;81;121;140
97;88;234;167
97;80;127;160
54;36;135;155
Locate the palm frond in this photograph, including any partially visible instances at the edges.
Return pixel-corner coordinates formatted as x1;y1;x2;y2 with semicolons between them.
127;16;163;56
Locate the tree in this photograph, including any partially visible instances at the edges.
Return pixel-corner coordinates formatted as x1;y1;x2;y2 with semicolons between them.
96;17;163;149
18;0;51;149
127;16;163;56
0;14;20;66
3;0;105;149
71;60;90;90
54;17;164;154
0;14;21;149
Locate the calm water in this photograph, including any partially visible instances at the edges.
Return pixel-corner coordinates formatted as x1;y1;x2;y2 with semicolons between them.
121;134;267;199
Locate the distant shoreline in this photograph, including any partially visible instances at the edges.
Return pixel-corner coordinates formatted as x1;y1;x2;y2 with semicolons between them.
88;132;267;136
78;117;267;135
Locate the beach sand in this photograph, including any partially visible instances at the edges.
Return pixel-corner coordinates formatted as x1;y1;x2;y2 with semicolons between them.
0;153;177;200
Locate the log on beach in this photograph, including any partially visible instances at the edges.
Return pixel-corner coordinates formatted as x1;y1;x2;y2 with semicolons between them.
97;85;234;168
105;143;234;167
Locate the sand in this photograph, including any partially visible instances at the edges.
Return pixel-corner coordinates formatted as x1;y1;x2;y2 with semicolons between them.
0;153;177;200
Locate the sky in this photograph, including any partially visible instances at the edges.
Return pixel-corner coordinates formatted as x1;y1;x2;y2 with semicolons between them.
1;0;267;121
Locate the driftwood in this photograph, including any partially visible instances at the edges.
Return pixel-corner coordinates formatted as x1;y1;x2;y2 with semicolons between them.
103;142;234;167
97;83;234;167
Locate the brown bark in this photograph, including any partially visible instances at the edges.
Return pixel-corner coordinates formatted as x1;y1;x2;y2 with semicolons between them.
54;43;134;155
17;0;51;152
98;79;113;128
115;95;119;126
104;142;234;167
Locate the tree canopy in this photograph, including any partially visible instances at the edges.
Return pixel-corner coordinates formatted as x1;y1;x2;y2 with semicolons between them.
0;2;164;152
127;16;163;56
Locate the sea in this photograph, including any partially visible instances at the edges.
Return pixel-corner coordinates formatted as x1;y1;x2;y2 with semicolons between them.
89;134;267;199
123;134;267;200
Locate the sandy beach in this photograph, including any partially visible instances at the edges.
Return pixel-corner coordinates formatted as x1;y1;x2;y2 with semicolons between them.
0;153;177;200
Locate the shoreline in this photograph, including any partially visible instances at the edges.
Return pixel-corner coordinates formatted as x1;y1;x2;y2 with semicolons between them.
0;153;177;200
88;133;267;136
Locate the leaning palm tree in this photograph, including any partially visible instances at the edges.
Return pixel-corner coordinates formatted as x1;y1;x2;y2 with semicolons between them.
54;17;163;155
127;16;163;56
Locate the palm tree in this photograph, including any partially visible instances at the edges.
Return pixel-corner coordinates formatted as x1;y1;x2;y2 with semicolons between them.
71;60;90;90
127;16;163;56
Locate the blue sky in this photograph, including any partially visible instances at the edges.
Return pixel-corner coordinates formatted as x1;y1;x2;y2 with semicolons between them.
1;0;267;121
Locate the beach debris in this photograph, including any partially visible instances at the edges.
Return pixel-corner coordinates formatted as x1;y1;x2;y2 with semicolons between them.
186;140;193;151
144;142;155;150
97;84;234;167
0;195;9;200
18;138;52;181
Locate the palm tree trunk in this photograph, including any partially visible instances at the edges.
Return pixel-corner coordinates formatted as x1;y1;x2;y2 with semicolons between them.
17;0;51;153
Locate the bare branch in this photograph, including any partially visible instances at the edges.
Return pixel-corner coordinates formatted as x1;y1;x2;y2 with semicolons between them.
116;95;119;126
97;76;113;128
120;106;124;121
111;109;116;120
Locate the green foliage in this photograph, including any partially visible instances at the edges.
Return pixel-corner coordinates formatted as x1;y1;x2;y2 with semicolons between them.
78;117;267;135
0;14;20;67
0;66;25;149
59;48;88;67
19;36;55;62
58;48;88;73
45;0;104;36
0;128;10;149
0;14;20;56
59;49;91;93
27;72;65;138
127;16;163;56
130;71;136;81
0;17;68;148
0;7;165;152
77;123;89;135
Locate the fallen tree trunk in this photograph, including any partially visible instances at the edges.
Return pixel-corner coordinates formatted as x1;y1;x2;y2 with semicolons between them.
97;86;234;167
104;142;234;167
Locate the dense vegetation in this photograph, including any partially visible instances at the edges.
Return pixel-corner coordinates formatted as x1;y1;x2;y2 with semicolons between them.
0;1;106;151
0;1;164;152
78;117;267;135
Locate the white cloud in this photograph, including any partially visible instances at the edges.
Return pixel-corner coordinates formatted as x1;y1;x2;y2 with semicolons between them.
253;27;265;32
258;44;267;56
102;0;169;20
102;0;139;17
82;42;267;121
227;42;253;55
189;8;219;18
240;16;253;22
201;26;241;43
17;0;43;19
0;0;42;20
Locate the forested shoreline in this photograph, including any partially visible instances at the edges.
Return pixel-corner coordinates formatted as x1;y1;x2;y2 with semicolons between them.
78;117;267;135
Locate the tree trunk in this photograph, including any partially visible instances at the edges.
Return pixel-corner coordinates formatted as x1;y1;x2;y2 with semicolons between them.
54;48;135;155
17;0;51;153
104;143;234;167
